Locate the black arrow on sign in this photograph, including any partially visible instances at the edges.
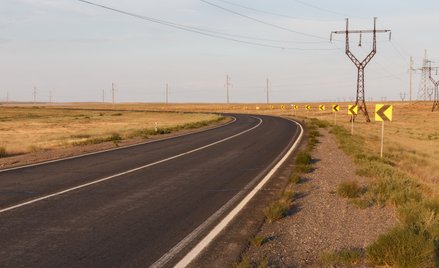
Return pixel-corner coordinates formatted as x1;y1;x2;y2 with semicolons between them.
349;105;357;115
376;105;391;121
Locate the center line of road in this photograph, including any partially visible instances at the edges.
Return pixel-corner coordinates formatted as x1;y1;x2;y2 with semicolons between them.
0;117;263;214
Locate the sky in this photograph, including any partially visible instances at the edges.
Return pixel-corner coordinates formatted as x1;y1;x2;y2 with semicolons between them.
1;0;439;103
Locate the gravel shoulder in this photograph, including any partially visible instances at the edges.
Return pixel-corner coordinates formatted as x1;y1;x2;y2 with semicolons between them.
245;128;397;267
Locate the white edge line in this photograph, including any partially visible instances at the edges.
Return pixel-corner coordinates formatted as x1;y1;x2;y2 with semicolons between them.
0;117;261;214
0;116;237;173
173;118;304;268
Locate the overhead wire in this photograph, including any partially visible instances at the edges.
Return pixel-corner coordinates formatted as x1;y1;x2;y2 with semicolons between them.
199;0;329;41
77;0;335;51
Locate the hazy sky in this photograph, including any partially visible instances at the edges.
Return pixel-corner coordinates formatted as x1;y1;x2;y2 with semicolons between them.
1;0;438;103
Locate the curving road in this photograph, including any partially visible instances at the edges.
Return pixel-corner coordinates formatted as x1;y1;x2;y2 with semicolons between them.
0;114;301;267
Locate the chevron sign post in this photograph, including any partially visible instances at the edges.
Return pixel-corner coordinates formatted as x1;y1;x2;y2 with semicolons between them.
348;105;358;135
332;104;340;125
375;104;393;158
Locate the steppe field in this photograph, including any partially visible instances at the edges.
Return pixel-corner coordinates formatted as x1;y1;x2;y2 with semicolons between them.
0;101;437;194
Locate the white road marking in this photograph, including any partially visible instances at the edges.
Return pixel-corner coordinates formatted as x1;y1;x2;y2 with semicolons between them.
0;117;261;214
161;118;303;268
0;116;237;173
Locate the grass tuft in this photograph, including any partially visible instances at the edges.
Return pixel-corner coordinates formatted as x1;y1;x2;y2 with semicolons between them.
320;248;364;266
337;180;364;198
0;147;8;158
366;226;437;268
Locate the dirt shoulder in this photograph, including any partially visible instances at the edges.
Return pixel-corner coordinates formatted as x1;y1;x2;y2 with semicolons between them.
0;118;231;170
244;127;397;267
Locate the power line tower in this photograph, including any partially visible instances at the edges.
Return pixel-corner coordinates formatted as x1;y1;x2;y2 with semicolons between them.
166;83;169;104
33;86;37;104
266;78;270;104
417;50;429;101
331;17;391;122
112;82;115;104
225;75;232;104
428;62;439;111
409;56;414;101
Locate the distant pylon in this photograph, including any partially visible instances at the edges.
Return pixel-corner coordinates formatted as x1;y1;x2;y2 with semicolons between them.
417;50;429;101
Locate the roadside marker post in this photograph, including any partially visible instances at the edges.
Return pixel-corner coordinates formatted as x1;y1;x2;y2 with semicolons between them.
348;105;358;135
305;105;311;117
155;122;158;133
318;105;326;120
332;104;340;125
375;104;393;158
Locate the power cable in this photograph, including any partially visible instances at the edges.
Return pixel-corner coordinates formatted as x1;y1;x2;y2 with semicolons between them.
77;0;335;50
200;0;328;40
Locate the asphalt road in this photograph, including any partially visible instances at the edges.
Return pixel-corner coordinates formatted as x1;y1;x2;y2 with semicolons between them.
0;114;301;267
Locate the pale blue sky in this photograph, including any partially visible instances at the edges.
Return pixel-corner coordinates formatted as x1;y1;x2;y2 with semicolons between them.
1;0;438;103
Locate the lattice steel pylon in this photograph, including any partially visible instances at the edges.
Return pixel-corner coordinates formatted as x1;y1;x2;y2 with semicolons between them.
428;62;439;112
417;50;429;101
331;17;391;122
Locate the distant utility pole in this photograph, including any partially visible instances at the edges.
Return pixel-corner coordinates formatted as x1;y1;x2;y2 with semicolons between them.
331;17;391;122
33;86;37;104
409;56;414;101
166;83;169;104
417;50;429;101
102;89;105;103
49;90;52;104
400;92;407;102
6;91;9;103
428;62;439;111
112;82;115;104
225;75;232;104
266;78;270;104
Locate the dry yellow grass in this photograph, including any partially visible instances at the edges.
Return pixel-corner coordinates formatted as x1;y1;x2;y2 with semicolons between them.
0;105;221;154
106;101;437;196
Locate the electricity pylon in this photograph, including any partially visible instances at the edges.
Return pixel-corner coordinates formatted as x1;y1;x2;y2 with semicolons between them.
331;17;391;122
428;62;439;112
417;50;429;101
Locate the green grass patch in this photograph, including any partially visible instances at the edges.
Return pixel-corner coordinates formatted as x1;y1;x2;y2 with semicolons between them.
72;132;122;146
337;180;364;198
366;226;437;268
320;248;364;266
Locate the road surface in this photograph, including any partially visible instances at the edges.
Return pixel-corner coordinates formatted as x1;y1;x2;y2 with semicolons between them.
0;114;301;267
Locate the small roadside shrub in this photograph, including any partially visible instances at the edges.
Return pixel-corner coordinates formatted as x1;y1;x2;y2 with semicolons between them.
366;226;437;268
290;174;302;184
263;199;290;223
320;248;364;266
0;147;7;158
337;180;364;198
251;236;268;247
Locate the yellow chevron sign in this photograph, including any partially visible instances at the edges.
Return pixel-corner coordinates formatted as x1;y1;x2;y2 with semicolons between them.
319;105;326;111
280;105;286;110
305;105;311;110
348;105;358;115
270;105;275;110
332;104;340;112
375;104;393;121
294;105;299;110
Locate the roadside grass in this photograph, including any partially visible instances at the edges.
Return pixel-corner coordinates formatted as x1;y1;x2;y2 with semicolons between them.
316;118;439;267
320;248;364;267
0;147;8;158
263;120;319;223
336;180;364;198
234;255;269;268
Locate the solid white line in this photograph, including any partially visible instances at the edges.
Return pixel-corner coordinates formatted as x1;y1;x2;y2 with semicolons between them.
0;117;262;214
173;119;304;268
0;116;237;173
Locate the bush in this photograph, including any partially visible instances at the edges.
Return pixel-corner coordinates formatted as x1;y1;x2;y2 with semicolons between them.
320;248;364;266
366;226;437;268
337;180;364;198
0;147;7;158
